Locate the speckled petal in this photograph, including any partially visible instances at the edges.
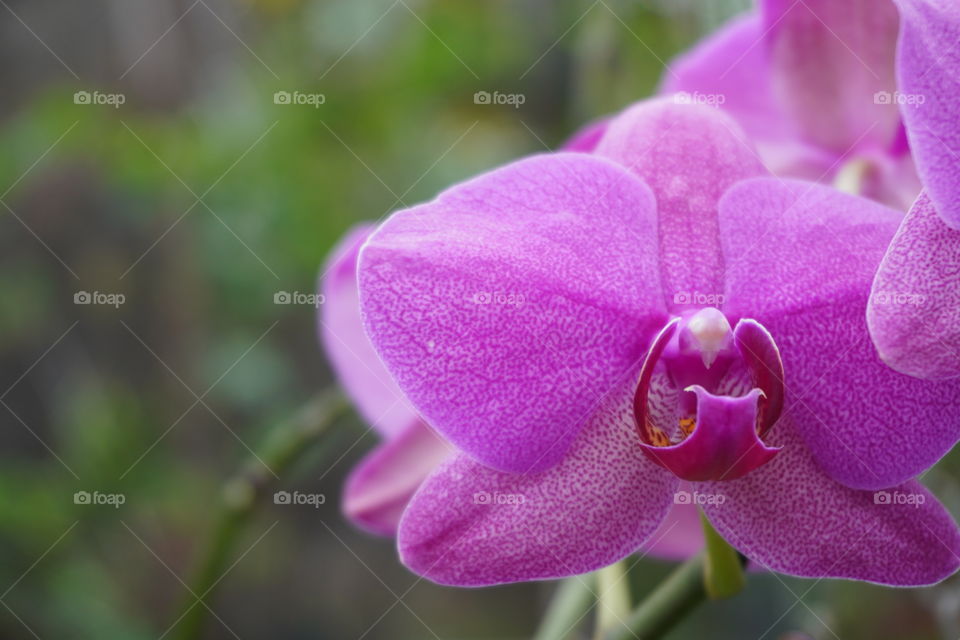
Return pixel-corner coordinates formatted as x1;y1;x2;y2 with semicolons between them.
762;0;901;153
719;178;960;490
343;419;452;536
359;153;666;473
700;416;960;586
320;225;419;438
594;99;765;311
868;192;960;380
397;366;678;586
894;0;960;228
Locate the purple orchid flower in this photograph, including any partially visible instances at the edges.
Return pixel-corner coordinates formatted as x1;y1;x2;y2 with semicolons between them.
867;0;960;381
579;0;911;210
321;226;451;536
322;219;705;559
354;99;960;587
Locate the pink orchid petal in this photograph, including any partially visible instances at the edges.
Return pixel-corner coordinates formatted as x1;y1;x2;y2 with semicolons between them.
639;484;704;561
733;319;785;435
342;419;452;536
660;13;840;180
700;415;960;586
762;0;901;154
894;0;960;228
661;13;792;144
359;153;667;473
320;225;419;438
719;178;960;490
868;192;960;380
559;117;609;153
594;99;766;311
397;366;678;586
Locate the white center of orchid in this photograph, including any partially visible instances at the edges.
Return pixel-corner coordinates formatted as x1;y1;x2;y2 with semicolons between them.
685;307;733;369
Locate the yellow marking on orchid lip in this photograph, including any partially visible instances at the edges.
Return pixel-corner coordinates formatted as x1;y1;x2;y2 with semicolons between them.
679;417;696;436
645;420;671;447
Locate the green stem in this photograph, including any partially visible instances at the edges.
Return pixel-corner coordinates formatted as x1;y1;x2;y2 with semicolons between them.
172;388;350;640
605;529;748;640
700;511;746;599
593;560;632;640
532;574;597;640
605;554;706;640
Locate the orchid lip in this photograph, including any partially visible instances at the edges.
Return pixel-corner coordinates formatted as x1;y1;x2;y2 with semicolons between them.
633;309;785;481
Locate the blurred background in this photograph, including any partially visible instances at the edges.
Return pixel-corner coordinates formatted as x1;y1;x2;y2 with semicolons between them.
1;0;959;638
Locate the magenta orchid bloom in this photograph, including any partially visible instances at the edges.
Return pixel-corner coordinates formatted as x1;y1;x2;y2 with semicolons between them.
660;0;919;209
355;99;960;587
322;221;704;558
320;226;450;535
